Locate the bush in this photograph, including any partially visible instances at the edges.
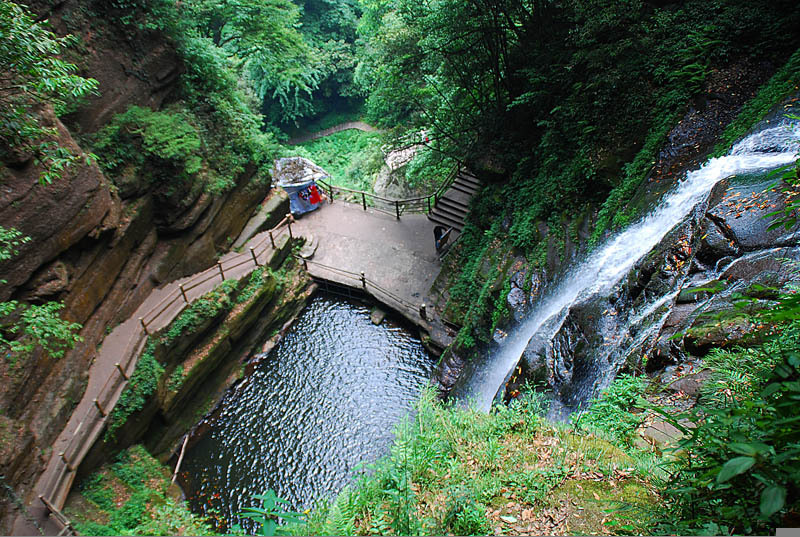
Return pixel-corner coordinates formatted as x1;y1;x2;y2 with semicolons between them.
576;374;648;446
94;106;202;179
658;321;800;534
73;445;216;536
105;342;164;440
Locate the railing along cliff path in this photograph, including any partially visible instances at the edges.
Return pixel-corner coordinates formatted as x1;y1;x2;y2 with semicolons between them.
33;216;296;534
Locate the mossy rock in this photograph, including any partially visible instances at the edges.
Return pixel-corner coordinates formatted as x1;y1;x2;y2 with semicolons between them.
546;478;658;535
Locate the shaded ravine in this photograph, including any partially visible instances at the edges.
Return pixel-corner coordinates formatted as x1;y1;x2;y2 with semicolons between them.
456;120;800;413
178;294;434;532
286;121;379;145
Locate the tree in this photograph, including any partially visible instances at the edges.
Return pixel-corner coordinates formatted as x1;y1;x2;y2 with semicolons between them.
186;0;320;122
0;0;98;183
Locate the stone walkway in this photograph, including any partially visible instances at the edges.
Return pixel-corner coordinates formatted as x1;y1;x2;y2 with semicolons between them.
287;121;379;145
16;197;452;536
14;226;292;536
292;201;443;324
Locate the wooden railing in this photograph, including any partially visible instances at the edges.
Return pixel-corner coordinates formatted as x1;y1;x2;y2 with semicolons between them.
316;165;459;220
138;215;294;335
38;216;296;529
297;256;431;323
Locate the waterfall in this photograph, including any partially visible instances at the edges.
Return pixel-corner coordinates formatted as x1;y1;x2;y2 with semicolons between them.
461;120;800;412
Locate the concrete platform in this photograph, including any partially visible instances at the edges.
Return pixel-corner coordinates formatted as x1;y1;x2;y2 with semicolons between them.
291;201;443;319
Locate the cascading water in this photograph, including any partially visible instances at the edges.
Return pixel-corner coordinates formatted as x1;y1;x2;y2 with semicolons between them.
460;120;800;414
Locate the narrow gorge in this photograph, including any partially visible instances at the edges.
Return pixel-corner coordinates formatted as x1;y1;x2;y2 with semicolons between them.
2;0;800;535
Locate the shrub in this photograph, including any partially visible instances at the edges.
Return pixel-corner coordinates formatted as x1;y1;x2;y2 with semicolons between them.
576;374;648;446
105;342;164;440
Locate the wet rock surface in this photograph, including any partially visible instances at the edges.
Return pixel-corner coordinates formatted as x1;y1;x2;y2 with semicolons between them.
495;97;799;414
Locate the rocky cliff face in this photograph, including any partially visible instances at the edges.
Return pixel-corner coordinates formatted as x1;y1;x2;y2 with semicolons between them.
495;103;800;415
0;2;269;530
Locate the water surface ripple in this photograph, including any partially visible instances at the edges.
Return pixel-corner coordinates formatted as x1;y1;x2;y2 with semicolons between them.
181;294;434;529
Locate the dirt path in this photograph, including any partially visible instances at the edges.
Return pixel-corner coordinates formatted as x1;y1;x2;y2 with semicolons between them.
287;121;379;145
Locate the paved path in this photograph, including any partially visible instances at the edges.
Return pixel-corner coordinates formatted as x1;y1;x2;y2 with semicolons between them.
15;198;451;535
14;226;291;536
287;121;379;146
292;201;443;324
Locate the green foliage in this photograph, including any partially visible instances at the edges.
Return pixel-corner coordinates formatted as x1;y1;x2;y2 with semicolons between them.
237;267;278;304
0;226;83;363
0;0;98;183
185;0;320;123
657;321;800;534
444;489;491;536
95;106;202;177
0;300;83;363
80;474;114;511
0;225;28;265
238;490;305;536
105;342;164;440
168;365;185;392
295;129;383;191
74;445;216;536
160;279;239;347
576;375;648;446
403;145;456;192
765;125;800;236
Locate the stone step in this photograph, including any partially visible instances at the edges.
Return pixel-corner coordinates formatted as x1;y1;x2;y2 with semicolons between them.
459;169;480;181
434;198;469;218
439;188;473;209
429;209;465;232
437;198;469;219
455;172;481;188
451;181;479;196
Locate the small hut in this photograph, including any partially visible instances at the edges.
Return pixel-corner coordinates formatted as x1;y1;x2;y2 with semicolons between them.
278;175;325;216
273;157;329;216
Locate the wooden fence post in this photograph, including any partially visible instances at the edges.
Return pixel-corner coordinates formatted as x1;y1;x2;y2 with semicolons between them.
179;285;188;303
94;399;107;417
59;452;75;473
269;231;276;248
419;303;427;321
217;261;225;280
115;362;129;381
361;192;367;211
250;247;260;267
395;201;400;220
139;317;149;336
361;271;367;290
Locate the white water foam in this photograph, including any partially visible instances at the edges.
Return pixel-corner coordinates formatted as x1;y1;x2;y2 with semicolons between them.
463;121;800;411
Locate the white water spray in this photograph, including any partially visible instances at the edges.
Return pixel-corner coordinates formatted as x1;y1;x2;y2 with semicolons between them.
462;121;800;412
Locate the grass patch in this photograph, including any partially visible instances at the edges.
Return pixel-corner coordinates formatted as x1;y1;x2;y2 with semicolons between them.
296;387;660;536
295;129;384;192
68;445;215;536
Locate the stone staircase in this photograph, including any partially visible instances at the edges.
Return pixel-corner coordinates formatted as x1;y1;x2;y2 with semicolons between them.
428;170;482;232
